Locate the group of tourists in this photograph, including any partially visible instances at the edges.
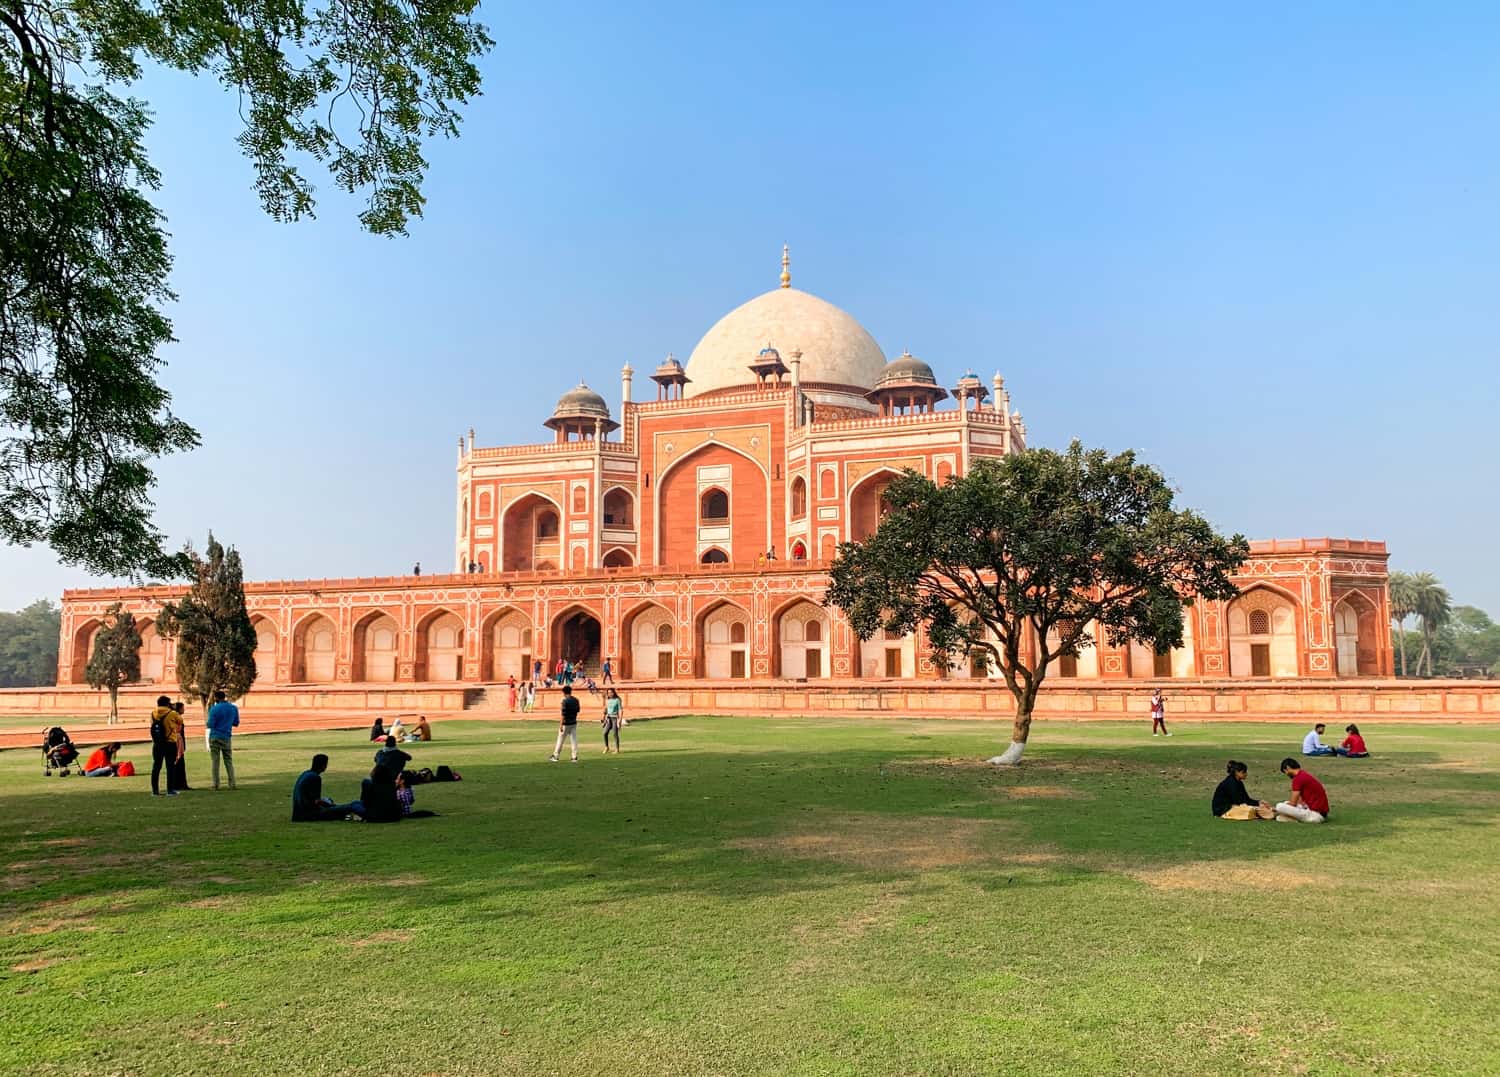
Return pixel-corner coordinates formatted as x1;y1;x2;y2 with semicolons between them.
291;730;455;822
1207;722;1370;823
368;715;432;744
145;691;240;797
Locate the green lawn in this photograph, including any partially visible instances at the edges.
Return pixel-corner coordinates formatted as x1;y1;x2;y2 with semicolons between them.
3;717;1497;1075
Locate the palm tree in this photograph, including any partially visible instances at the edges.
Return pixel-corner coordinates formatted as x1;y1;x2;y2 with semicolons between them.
1388;571;1417;677
1410;572;1452;677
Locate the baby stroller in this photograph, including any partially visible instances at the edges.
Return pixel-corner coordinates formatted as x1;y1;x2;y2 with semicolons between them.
42;726;80;776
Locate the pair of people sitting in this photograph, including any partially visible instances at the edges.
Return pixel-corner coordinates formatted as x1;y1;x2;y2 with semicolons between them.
1303;723;1369;758
1212;758;1330;824
290;753;436;822
368;716;432;744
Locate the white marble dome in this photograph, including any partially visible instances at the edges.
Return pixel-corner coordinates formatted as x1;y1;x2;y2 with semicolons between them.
684;287;887;396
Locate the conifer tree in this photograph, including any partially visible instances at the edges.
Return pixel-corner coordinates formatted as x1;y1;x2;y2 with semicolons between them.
156;535;257;712
84;602;142;725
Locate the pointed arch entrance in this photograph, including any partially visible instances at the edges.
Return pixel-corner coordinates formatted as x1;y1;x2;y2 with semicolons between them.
623;602;675;680
416;610;465;682
292;614;337;683
251;616;279;685
1227;586;1300;677
352;610;400;683
1334;593;1379;676
482;608;533;682
774;600;828;679
552;606;602;673
696;600;751;679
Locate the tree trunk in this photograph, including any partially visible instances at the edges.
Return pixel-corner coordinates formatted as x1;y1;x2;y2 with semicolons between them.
1395;624;1407;677
987;698;1034;766
108;686;118;726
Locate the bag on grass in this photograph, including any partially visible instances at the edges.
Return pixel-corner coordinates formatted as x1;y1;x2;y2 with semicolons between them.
116;761;136;777
1220;804;1260;821
435;765;461;782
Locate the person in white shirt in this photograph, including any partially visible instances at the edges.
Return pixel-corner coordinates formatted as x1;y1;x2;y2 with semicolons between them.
1302;723;1337;757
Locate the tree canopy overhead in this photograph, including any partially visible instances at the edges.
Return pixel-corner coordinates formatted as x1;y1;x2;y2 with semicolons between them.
825;443;1249;764
1;0;492;576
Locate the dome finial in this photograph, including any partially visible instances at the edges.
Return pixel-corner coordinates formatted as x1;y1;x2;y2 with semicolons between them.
780;243;791;289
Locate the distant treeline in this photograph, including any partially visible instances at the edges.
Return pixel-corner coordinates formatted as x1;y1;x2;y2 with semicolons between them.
1389;571;1498;678
0;600;61;687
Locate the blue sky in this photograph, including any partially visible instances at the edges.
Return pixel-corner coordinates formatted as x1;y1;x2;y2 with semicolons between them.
4;1;1497;613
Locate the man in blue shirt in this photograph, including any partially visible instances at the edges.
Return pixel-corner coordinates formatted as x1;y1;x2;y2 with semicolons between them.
206;690;241;789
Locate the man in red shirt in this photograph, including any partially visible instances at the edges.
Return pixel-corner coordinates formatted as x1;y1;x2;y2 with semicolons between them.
1275;758;1330;823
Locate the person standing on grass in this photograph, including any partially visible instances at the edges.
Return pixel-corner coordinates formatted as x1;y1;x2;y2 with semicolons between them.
206;690;240;790
1337;724;1369;758
291;754;354;821
149;696;182;797
507;675;518;712
1150;689;1170;736
1302;723;1337;756
601;688;624;754
1275;759;1330;823
170;701;193;790
550;684;581;762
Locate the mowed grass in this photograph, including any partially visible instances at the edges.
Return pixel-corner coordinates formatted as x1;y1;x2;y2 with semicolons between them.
2;717;1498;1076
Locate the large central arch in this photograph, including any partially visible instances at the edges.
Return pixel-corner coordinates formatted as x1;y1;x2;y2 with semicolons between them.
655;441;769;567
501;492;563;572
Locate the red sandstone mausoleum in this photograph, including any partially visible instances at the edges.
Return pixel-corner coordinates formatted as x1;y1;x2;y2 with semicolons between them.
52;250;1393;696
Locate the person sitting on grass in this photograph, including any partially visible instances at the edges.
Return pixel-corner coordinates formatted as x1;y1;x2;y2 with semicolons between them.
1212;760;1274;819
1336;724;1369;758
413;716;432;742
291;754;355;821
1275;758;1330;824
388;717;407;742
355;764;402;823
1302;723;1337;757
84;743;124;777
375;734;412;773
395;771;438;818
369;718;386;742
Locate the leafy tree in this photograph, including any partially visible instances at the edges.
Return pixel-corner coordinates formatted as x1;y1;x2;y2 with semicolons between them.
826;444;1248;764
1445;606;1500;674
1;0;491;576
1388;571;1417;677
83;602;142;724
156;535;256;712
0;598;61;686
1410;572;1452;677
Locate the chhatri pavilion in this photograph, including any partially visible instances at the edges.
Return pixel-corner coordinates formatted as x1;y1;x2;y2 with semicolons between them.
54;249;1393;692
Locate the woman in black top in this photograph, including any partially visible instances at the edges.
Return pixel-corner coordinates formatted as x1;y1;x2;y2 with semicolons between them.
1212;760;1271;818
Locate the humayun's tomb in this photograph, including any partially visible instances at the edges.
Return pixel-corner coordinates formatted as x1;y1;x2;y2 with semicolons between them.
21;249;1488;725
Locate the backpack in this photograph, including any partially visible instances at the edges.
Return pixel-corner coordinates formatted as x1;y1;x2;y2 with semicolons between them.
149;712;167;745
435;765;461;782
117;761;136;777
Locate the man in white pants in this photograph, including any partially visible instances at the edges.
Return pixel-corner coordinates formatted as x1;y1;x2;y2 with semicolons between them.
1275;758;1330;823
550;685;581;762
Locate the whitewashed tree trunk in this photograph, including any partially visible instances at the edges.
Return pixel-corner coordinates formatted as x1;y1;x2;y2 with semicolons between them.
987;740;1026;765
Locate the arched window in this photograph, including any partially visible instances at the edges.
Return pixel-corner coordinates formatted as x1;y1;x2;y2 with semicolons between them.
819;469;835;499
463;498;469;526
701;548;729;564
1249;609;1271;635
701;488;729;520
790;540;807;561
790;476;807;519
657;623;673;645
602;488;633;527
730;622;746;644
536;510;559;539
572;486;587;513
478;491;491;517
521;628;533;647
805;619;821;642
